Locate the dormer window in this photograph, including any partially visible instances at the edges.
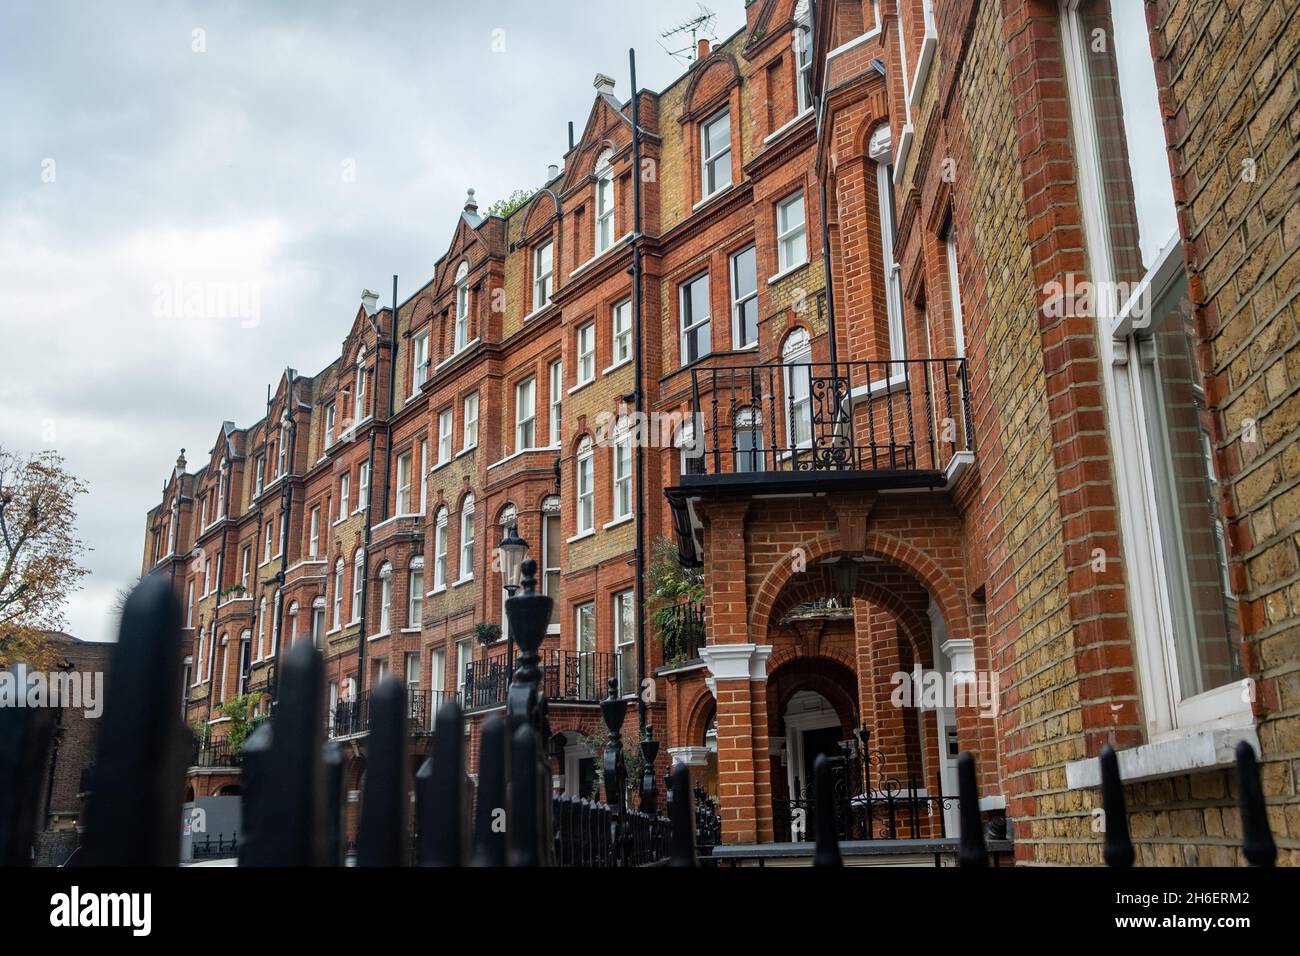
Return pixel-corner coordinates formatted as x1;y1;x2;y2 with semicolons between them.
325;403;336;448
454;262;470;353
353;346;367;424
276;420;288;477
533;240;554;308
701;108;732;198
595;150;615;254
255;453;266;494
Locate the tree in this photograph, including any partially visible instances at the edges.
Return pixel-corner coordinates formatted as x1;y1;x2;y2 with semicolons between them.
0;447;90;670
485;187;539;218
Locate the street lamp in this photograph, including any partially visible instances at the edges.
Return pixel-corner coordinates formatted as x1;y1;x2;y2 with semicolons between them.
498;523;528;596
499;523;529;673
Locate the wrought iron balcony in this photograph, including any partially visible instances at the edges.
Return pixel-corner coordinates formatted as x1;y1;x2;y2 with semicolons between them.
657;601;706;669
328;689;442;738
190;737;240;768
461;650;625;711
667;357;973;564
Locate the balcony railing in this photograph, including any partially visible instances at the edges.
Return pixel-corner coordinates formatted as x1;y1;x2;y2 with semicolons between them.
658;601;706;668
462;650;624;711
681;357;972;482
191;737;240;768
329;689;442;738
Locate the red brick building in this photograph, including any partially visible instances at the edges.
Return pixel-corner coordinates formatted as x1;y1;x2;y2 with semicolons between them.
143;0;1298;864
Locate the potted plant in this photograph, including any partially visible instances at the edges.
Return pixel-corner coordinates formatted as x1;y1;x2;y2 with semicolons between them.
473;621;502;646
647;538;705;667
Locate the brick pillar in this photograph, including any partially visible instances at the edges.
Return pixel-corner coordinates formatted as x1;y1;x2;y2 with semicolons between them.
700;645;773;844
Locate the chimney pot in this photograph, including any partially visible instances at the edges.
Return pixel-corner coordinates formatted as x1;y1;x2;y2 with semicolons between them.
698;38;710;60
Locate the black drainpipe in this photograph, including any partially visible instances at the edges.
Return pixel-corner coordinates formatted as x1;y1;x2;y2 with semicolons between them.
269;369;298;701
628;48;647;733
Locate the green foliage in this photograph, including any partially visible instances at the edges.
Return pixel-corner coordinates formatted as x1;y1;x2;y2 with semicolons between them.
577;726;648;803
485;187;539;219
473;621;502;646
217;692;262;755
647;537;705;667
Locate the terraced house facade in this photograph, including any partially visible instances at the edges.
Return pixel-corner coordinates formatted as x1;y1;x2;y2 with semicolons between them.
142;0;1299;864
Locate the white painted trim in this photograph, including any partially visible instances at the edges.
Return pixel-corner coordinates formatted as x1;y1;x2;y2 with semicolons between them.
435;338;481;371
767;259;810;286
763;108;814;145
568;233;632;279
669;746;710;767
601;356;633;376
1065;725;1260;789
602;514;633;531
825;21;881;63
488;445;551;471
566;529;596;544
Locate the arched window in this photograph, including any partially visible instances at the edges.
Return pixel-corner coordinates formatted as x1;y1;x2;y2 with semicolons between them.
287;600;299;645
868;125;905;368
332;558;345;629
408;556;424;629
782;329;813;449
459;495;476;581
576;437;594;533
734;407;764;473
378;561;393;634
352;550;365;624
353;346;367;425
311;597;325;649
541;496;561;630
595;149;615;254
454;262;470;353
433;507;449;588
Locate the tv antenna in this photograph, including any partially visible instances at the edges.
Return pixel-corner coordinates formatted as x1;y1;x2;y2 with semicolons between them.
659;4;718;65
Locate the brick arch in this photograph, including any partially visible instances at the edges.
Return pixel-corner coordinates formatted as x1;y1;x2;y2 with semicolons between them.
765;654;861;734
849;90;891;160
522;189;559;236
682;682;717;747
750;530;967;645
682;51;740;119
764;566;932;661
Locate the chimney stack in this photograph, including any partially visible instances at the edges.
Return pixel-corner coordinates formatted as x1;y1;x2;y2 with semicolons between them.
593;73;615;97
697;38;711;60
361;289;380;316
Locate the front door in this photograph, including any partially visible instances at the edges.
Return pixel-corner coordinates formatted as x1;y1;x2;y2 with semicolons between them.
801;726;842;791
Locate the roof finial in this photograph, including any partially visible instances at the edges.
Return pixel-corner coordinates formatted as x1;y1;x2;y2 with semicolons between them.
464;187;478;214
176;448;187;470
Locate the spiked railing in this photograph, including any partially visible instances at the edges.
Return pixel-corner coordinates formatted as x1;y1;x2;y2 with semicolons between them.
0;577;1280;869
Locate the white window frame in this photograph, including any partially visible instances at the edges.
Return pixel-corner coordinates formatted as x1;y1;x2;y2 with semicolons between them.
776;190;808;274
332;559;344;628
533;239;554;308
612;430;632;520
463;393;479;450
338;474;350;520
576;438;594;534
353;347;367;425
1061;0;1247;738
515;377;536;451
548;360;563;446
412;330;430;392
351;551;364;624
870;126;907;373
700;108;732;198
378;562;393;634
614;589;635;698
794;10;814;115
783;328;813;450
577;323;596;385
308;505;320;558
595;150;615;255
185;579;194;628
458;495;475;581
454;262;470;354
408;557;424;628
438;408;453;464
396;451;413;515
679;272;711;365
357;461;369;511
611;299;632;366
434;507;449;588
730;244;758;350
419;439;428;512
325;403;336;449
542;506;561;634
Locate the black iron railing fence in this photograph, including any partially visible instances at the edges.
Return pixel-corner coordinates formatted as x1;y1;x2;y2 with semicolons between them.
0;576;1279;869
684;357;972;477
191;833;238;859
190;737;240;768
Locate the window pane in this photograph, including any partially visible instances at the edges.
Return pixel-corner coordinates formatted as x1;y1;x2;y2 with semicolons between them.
1137;273;1241;698
1076;0;1179;283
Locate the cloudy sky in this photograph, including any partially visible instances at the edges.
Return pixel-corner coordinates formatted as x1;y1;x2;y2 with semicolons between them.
0;0;745;644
